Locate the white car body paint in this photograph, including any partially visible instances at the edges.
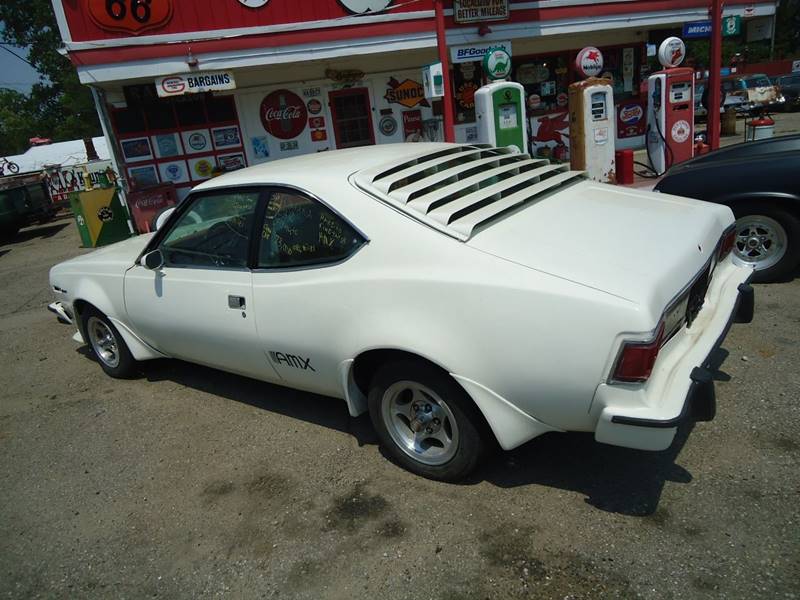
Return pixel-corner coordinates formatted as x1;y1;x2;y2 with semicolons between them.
49;143;752;453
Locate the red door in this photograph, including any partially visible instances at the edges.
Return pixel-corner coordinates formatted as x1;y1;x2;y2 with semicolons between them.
328;88;376;149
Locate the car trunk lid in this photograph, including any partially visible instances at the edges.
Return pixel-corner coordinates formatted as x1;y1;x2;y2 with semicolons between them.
466;181;731;310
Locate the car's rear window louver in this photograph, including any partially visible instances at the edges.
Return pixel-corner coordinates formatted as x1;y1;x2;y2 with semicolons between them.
354;144;585;240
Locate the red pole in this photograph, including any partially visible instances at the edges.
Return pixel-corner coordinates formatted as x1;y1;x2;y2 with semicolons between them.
707;0;723;150
434;0;456;142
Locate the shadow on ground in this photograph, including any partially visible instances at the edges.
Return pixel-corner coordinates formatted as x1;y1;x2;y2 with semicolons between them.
136;357;379;447
77;350;698;517
4;221;69;245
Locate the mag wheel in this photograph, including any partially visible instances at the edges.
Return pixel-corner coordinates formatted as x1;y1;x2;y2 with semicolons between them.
82;307;138;378
732;204;800;283
368;360;486;481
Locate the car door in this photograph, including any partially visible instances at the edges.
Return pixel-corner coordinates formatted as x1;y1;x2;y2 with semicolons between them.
250;187;368;396
124;187;279;381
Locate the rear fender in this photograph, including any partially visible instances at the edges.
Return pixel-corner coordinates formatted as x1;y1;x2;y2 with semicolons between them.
451;375;563;450
337;358;560;449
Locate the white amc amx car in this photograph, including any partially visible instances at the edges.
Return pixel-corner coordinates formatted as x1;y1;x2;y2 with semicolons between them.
49;143;754;480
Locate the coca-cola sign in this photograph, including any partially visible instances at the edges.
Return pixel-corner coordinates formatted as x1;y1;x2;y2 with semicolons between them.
260;90;308;140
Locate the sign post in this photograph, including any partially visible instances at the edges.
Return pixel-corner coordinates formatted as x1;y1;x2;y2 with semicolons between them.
434;0;455;142
708;0;723;151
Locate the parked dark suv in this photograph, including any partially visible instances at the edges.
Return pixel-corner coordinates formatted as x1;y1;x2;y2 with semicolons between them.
776;73;800;111
0;178;55;240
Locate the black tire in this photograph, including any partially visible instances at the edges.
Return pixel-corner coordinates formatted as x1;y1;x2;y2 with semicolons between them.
731;202;800;283
81;306;138;378
367;359;487;481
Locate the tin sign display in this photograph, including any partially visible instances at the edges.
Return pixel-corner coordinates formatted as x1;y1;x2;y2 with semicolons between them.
575;47;604;79
156;71;236;97
657;37;686;68
483;47;512;81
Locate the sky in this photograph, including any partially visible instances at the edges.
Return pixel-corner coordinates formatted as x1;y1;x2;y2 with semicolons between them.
0;22;43;94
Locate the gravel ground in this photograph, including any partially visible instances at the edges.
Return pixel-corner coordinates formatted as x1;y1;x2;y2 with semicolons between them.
1;216;798;600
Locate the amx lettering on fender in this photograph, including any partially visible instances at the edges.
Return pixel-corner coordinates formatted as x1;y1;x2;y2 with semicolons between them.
269;351;315;371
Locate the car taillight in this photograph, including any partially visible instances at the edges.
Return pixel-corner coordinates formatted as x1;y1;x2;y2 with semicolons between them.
612;323;665;383
718;226;736;260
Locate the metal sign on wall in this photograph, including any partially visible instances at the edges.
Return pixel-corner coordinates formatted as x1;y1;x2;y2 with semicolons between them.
155;71;236;97
451;40;512;64
453;0;509;24
87;0;173;35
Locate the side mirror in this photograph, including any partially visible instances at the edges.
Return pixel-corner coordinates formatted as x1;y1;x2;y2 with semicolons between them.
142;249;164;270
153;207;176;231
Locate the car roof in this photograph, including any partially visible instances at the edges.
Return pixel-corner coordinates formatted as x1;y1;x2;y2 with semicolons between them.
194;143;585;241
193;143;457;192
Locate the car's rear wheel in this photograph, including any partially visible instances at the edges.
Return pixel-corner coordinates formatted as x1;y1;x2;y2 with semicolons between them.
367;360;486;481
82;307;138;378
731;203;800;283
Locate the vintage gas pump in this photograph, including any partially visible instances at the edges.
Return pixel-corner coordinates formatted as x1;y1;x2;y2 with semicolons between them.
567;47;616;183
474;47;528;154
646;37;695;175
568;78;616;182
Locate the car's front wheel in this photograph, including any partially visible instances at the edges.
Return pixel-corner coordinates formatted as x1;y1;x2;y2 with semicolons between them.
731;203;800;283
368;360;487;481
81;307;138;378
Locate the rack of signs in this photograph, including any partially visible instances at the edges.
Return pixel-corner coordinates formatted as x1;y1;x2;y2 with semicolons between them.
110;87;247;201
235;69;442;165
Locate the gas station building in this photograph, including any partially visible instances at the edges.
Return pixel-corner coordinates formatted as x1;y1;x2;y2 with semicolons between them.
53;0;778;199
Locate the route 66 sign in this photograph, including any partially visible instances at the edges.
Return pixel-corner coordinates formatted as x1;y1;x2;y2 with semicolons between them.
87;0;173;35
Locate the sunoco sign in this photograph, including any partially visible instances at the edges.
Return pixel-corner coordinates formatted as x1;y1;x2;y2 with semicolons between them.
155;71;236;97
453;0;509;24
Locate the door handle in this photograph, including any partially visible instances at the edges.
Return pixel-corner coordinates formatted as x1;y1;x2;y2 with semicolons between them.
228;295;246;309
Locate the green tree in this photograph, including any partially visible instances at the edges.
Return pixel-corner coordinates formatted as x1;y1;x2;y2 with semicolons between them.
773;0;800;59
0;0;100;156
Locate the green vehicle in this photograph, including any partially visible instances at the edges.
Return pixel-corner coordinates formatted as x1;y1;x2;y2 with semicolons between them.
0;177;55;240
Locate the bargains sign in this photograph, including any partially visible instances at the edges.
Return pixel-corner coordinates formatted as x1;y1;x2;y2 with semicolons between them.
155;71;236;97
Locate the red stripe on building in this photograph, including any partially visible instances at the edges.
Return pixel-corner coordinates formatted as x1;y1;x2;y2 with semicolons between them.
68;18;436;67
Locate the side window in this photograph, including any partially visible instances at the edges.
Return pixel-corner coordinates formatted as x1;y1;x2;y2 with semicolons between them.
160;190;260;269
258;190;365;268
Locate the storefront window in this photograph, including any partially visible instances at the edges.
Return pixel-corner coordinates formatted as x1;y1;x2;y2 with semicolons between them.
453;62;483;124
175;96;208;127
595;46;641;101
513;55;572;116
110;85;245;195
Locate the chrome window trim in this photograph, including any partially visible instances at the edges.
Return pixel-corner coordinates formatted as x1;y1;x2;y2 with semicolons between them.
135;182;370;272
255;183;369;271
251;241;369;274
